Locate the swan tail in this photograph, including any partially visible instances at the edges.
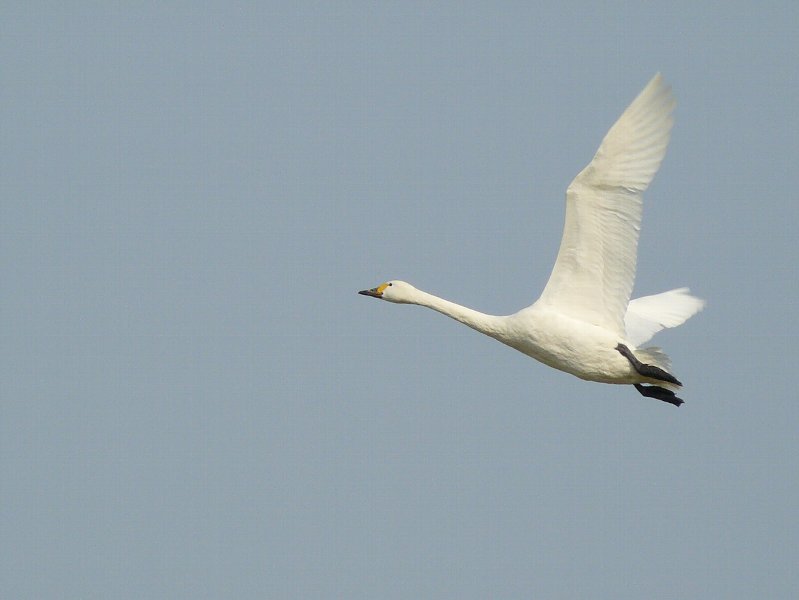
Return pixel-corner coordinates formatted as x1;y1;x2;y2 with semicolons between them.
624;288;705;346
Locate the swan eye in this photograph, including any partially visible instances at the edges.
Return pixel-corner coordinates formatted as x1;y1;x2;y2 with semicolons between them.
388;282;393;286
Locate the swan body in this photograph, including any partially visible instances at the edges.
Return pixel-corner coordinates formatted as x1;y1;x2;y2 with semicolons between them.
359;75;705;406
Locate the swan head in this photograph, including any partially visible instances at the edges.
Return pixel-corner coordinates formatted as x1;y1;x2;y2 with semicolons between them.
358;280;417;304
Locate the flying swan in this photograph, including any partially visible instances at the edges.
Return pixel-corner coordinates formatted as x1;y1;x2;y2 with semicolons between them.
359;74;704;406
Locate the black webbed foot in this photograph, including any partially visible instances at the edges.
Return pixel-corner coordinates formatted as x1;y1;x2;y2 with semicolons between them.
615;343;682;386
634;383;684;407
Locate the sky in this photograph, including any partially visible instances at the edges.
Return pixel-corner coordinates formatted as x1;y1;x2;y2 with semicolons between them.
2;2;798;598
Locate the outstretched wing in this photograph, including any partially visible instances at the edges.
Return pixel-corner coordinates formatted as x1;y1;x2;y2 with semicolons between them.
535;74;675;335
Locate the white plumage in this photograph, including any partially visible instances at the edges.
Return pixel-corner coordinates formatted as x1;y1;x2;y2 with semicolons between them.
625;288;706;347
360;74;704;406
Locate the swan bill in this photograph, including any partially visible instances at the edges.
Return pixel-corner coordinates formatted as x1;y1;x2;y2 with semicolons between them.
359;282;391;299
358;288;383;298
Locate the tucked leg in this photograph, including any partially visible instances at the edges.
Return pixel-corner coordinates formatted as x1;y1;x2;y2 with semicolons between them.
615;343;682;387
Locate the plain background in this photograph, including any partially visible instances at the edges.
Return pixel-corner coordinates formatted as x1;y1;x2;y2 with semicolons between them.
2;2;798;598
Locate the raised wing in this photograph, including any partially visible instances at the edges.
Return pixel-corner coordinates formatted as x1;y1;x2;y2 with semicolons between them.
535;74;675;335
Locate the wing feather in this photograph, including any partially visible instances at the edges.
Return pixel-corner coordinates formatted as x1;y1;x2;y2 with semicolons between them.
535;74;675;335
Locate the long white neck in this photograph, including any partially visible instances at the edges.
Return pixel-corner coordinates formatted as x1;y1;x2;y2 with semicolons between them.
409;289;507;339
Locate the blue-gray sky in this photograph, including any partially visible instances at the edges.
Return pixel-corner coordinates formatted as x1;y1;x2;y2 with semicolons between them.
2;2;798;598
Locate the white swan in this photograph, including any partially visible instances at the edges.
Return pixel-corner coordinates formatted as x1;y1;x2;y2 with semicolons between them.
359;74;704;406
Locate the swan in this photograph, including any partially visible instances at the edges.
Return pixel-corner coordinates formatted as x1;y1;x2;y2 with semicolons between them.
359;74;704;406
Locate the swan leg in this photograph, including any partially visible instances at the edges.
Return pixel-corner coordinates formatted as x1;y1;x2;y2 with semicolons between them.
633;384;684;407
615;343;682;386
